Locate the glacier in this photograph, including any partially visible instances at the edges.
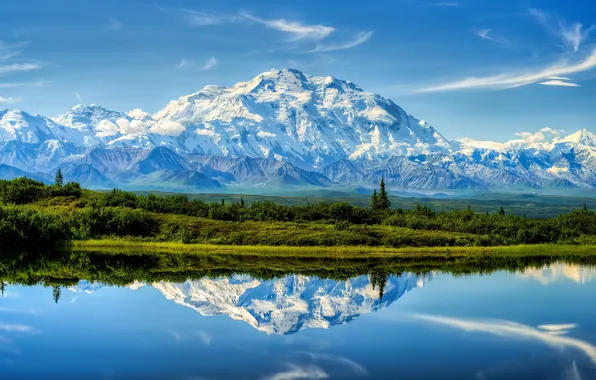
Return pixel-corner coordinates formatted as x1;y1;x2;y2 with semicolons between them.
1;69;596;192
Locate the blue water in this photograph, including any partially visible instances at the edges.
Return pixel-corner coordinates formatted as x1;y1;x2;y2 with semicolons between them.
1;263;596;379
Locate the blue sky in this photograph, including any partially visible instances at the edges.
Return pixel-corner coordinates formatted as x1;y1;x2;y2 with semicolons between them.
1;0;596;142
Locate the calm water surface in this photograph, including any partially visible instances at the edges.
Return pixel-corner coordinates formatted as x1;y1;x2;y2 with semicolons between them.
1;262;596;379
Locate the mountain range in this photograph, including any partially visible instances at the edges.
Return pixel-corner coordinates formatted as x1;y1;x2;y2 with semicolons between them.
70;272;429;335
2;68;596;192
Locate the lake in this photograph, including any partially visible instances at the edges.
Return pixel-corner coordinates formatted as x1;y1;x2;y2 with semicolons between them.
1;252;596;379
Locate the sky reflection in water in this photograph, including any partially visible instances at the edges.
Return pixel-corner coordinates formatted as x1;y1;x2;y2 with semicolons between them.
1;262;596;380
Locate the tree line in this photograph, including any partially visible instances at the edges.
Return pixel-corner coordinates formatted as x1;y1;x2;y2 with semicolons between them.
1;176;596;248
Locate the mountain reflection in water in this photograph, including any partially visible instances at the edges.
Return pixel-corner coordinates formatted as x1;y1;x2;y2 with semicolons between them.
2;250;596;380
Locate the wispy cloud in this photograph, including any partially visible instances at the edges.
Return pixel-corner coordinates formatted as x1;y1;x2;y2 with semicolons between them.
0;96;20;104
417;49;596;92
199;57;218;71
0;324;34;333
0;40;28;62
195;330;212;345
158;7;237;26
475;29;511;46
73;93;82;102
264;364;328;380
176;57;217;71
301;353;367;375
412;314;596;363
0;80;48;88
539;79;580;87
0;63;41;74
178;58;190;69
107;17;123;31
242;13;335;41
310;31;374;52
529;8;594;52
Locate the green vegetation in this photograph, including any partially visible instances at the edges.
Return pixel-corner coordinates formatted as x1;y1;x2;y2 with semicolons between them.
3;176;596;248
1;248;595;304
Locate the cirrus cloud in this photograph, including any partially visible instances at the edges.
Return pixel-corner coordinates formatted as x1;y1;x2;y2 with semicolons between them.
417;49;596;92
242;13;335;41
310;31;374;52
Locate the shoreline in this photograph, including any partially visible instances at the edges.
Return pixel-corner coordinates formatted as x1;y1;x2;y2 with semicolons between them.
71;240;596;258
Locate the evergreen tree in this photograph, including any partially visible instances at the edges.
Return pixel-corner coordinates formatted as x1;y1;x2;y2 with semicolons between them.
378;178;391;211
52;285;61;304
371;189;379;210
498;207;505;216
0;282;5;297
378;273;387;301
240;197;245;207
55;169;64;188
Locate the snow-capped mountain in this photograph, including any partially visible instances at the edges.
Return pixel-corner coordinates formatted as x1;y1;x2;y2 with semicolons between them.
152;273;429;335
2;69;596;191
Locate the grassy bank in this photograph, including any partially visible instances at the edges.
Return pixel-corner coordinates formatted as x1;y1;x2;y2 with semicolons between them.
72;240;596;258
4;177;596;250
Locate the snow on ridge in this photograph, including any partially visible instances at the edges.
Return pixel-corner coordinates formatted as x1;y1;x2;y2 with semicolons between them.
2;68;596;190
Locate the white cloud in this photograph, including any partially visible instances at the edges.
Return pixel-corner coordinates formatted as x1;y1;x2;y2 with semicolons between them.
561;23;594;52
185;10;235;26
116;118;147;135
178;58;191;69
538;324;577;332
200;57;218;71
0;96;19;104
0;80;48;88
475;29;511;46
530;8;594;52
127;108;152;120
243;13;335;41
0;41;27;62
0;63;40;74
412;314;596;363
149;120;185;136
310;31;373;52
155;6;237;26
0;323;34;333
476;29;493;41
74;93;82;102
195;330;212;345
95;120;120;137
539;79;580;87
264;364;328;380
547;76;570;80
417;49;596;92
107;17;122;31
301;353;367;375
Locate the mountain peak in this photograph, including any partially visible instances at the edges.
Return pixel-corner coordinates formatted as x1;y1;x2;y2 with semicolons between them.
561;128;596;146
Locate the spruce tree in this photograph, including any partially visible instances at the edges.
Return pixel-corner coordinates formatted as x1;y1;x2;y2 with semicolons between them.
498;207;505;216
52;285;61;304
55;169;64;188
371;189;379;210
378;178;391;211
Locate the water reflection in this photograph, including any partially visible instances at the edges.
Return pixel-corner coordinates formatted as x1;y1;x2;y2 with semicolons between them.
413;315;596;363
151;273;430;335
518;262;596;284
2;252;596;379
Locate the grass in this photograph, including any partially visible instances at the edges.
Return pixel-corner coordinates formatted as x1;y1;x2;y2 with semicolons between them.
72;240;596;258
